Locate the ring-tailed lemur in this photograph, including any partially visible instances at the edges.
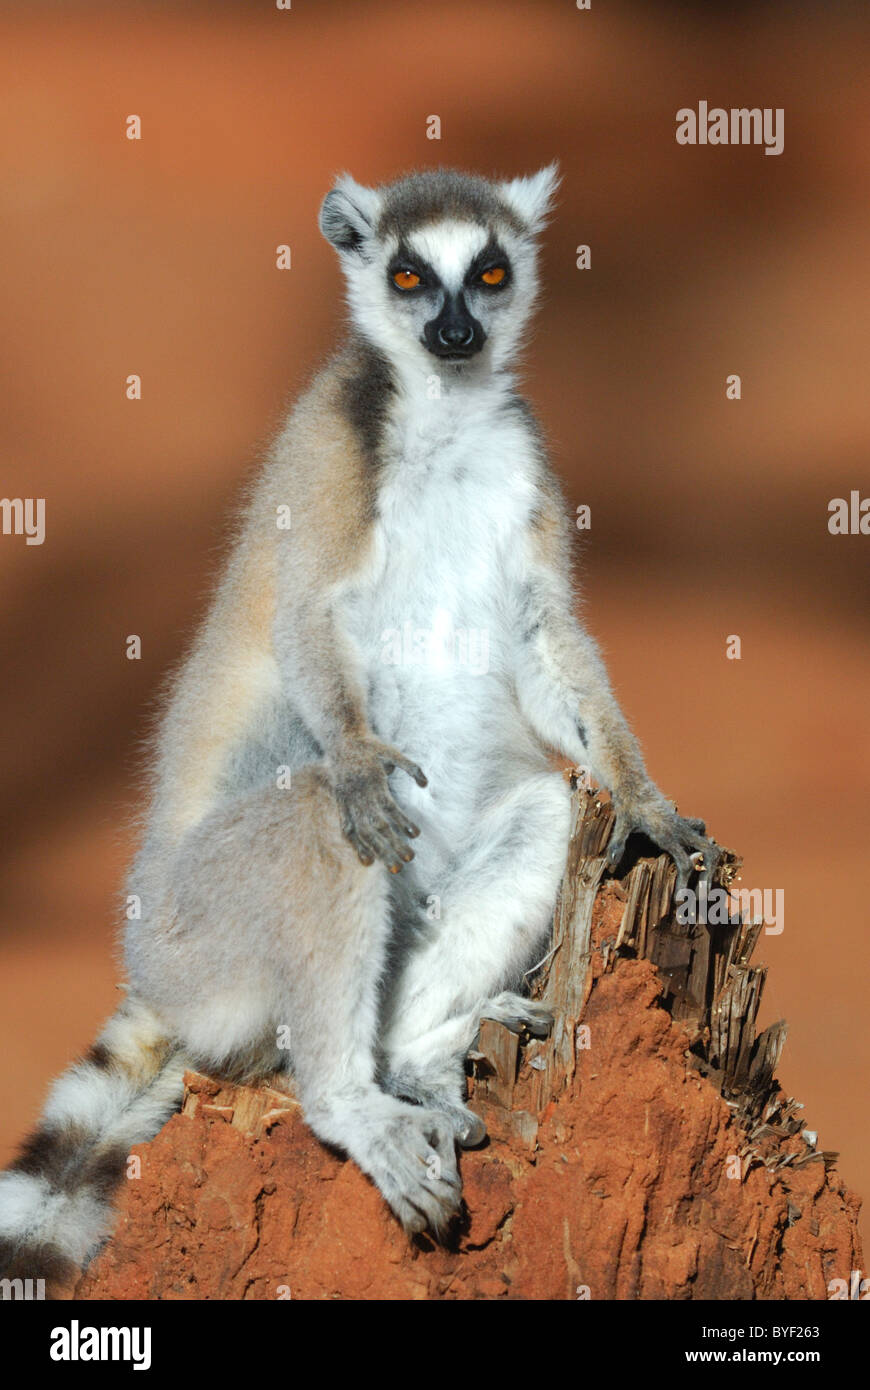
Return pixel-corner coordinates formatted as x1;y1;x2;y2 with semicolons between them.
0;165;718;1293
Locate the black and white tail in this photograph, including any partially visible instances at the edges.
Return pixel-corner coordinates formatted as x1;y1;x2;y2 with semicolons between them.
0;996;186;1298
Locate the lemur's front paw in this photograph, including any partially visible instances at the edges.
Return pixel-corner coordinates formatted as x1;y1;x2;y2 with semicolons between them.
332;738;427;873
607;787;720;891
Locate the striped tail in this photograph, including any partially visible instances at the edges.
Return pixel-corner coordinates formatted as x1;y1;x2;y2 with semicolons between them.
0;996;186;1299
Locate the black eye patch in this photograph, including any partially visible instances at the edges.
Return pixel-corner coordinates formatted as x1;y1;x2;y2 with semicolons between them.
465;239;512;290
387;246;440;293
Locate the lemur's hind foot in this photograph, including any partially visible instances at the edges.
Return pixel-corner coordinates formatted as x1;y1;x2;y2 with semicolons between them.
306;1089;463;1238
381;1065;487;1148
481;991;554;1039
364;1107;463;1237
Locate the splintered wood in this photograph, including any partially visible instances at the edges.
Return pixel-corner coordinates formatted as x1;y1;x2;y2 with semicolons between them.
466;777;831;1174
181;1070;300;1138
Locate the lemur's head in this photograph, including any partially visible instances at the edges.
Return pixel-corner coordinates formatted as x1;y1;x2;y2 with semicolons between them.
318;166;559;376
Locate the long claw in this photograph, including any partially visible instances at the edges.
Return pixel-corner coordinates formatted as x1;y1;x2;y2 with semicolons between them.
607;827;628;867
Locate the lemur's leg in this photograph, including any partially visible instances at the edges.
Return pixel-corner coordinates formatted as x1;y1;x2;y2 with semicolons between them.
132;766;461;1236
379;770;571;1136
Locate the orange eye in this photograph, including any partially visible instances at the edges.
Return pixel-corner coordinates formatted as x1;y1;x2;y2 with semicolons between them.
481;266;506;286
393;269;421;290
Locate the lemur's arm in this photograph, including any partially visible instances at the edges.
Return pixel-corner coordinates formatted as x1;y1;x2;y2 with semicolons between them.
508;476;718;887
268;363;426;873
275;583;427;872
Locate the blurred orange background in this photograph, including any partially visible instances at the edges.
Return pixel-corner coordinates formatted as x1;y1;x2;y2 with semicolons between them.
1;0;868;1258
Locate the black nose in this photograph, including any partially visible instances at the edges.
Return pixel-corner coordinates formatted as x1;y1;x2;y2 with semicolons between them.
438;322;474;349
424;291;486;359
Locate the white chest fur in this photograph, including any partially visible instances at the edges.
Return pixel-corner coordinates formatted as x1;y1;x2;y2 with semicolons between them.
338;384;539;784
368;385;536;638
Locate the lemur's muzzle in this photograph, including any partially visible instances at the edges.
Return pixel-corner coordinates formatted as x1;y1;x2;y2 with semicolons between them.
423;291;486;360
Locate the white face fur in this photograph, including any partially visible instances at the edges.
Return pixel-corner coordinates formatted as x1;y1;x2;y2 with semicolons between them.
319;166;560;381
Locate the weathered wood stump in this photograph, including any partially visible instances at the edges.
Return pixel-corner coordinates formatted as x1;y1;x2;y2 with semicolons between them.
467;777;834;1183
76;774;863;1299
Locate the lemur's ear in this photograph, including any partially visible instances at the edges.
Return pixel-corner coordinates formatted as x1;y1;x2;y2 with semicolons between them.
319;175;382;255
498;163;561;234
